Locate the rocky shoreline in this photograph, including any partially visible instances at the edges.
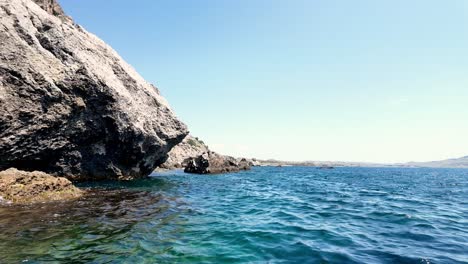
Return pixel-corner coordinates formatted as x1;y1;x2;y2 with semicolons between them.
0;0;255;204
184;152;252;174
157;135;254;174
159;135;210;170
0;0;187;203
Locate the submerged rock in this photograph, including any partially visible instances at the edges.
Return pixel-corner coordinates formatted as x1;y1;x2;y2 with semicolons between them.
184;152;251;174
0;0;187;180
0;168;83;204
159;135;209;169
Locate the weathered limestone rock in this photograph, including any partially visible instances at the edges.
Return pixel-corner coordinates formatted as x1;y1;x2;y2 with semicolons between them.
184;152;251;174
159;135;209;169
0;168;83;204
30;0;65;17
0;0;188;180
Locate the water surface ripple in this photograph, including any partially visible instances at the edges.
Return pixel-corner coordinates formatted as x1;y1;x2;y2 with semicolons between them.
0;167;467;263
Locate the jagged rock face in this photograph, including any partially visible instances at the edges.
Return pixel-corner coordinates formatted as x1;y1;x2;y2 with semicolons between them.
159;135;209;169
31;0;64;17
184;152;251;174
0;0;188;180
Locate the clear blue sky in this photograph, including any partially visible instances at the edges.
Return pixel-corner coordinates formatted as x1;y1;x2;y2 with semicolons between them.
61;0;468;163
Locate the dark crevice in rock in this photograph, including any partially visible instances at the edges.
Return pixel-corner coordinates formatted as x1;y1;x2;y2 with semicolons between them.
2;67;24;80
37;23;53;33
1;5;12;16
13;18;36;46
36;34;72;61
111;63;141;93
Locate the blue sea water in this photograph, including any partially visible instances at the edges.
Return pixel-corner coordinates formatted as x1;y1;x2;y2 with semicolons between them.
0;167;467;263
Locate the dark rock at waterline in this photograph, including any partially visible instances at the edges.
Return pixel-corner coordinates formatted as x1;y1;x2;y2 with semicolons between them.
0;0;187;180
184;152;251;174
318;166;335;170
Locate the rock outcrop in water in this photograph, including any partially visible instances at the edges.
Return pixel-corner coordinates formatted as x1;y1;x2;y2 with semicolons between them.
0;0;188;180
159;135;209;169
0;168;83;203
184;152;251;174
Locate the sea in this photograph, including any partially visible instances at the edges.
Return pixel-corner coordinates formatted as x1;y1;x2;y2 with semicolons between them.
0;166;467;263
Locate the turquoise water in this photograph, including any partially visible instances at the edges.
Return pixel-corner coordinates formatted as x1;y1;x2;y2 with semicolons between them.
0;167;467;263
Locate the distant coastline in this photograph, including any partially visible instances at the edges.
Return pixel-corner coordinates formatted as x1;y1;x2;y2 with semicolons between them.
256;155;468;169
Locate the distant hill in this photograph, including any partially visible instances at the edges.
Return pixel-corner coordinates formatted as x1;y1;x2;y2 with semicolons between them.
402;156;468;168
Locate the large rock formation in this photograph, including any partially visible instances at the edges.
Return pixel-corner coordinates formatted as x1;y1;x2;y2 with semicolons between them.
159;135;209;169
184;152;251;174
0;0;188;180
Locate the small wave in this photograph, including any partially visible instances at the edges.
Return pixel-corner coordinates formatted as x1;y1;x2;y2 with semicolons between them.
1;166;467;263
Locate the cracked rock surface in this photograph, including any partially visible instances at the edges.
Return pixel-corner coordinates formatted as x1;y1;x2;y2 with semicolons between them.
0;0;188;180
184;152;251;174
159;135;210;169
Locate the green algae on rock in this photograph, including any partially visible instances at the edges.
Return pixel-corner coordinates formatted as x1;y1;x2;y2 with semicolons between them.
0;168;83;204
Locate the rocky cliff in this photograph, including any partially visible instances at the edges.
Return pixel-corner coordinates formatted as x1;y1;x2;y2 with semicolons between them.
0;0;188;180
159;135;209;169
